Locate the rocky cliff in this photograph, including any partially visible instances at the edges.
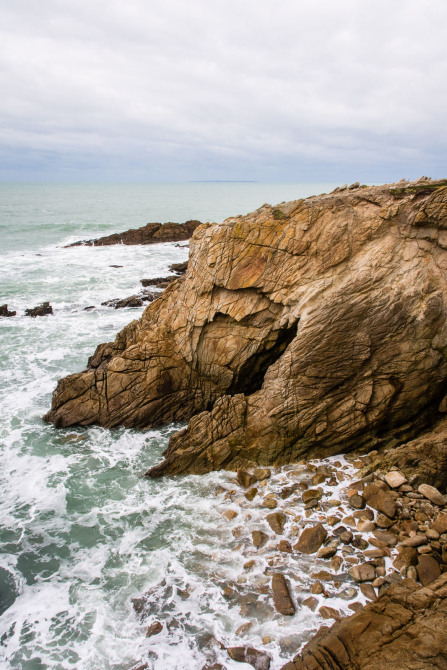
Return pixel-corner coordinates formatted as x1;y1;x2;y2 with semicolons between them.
44;178;447;477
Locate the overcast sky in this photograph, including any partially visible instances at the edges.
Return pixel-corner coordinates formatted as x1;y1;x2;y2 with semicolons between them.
1;0;446;182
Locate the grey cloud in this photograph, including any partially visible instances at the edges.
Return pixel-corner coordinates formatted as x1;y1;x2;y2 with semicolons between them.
0;0;446;181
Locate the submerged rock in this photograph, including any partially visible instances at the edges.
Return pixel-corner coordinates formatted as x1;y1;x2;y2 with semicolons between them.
44;180;447;478
271;573;295;615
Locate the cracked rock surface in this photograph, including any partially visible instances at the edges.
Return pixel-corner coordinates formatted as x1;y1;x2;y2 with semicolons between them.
280;573;447;670
44;179;447;476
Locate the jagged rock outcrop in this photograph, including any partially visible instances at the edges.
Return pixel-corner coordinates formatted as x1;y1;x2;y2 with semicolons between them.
44;179;447;476
66;220;201;247
280;574;447;670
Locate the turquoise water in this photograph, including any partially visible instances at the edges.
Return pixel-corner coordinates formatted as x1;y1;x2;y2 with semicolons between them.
0;182;339;670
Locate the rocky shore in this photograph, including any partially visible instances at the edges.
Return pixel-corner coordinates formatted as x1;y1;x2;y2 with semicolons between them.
65;219;201;247
132;446;447;669
43;177;447;668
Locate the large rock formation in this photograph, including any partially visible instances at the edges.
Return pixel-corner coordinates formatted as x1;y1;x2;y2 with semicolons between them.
66;219;201;247
44;179;447;476
281;574;447;670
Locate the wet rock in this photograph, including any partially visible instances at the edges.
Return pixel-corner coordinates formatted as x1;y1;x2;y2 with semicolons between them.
281;574;447;670
311;581;324;595
25;302;53;317
393;546;418;572
67;220;201;247
360;583;376;600
357;519;376;532
416;555;441;585
272;574;295;615
245;488;258;501
222;509;238;521
227;646;271;669
0;304;16;317
339;530;353;543
302;489;322;504
140;275;177;287
373;530;398;546
266;513;286;535
262;498;278;509
318;605;341;620
302;596;318;611
349;494;365;510
418;483;446;506
317;540;339;559
384;471;407;488
277;540;292;553
254;468;271;481
363;484;396;519
237;469;257;489
169;260;189;274
146;621;163;637
348;563;375;582
294;524;327;554
102;295;144;309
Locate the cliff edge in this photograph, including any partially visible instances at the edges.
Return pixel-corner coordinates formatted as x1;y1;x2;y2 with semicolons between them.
44;179;447;476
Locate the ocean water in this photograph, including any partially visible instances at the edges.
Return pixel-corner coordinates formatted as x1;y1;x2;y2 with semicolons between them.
0;181;365;670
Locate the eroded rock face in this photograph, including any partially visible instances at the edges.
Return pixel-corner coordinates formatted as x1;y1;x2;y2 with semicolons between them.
44;180;447;476
281;574;447;670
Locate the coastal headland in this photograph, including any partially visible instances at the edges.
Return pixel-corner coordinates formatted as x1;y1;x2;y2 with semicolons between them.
43;178;447;669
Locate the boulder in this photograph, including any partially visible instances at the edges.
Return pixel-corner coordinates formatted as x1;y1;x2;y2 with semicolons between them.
44;180;447;478
294;524;327;554
252;530;268;548
348;563;376;583
271;573;295;615
266;512;286;535
416;555;441;586
227;646;271;670
0;304;16;317
418;484;446;506
237;469;257;488
25;302;53;317
363;484;397;519
281;575;447;670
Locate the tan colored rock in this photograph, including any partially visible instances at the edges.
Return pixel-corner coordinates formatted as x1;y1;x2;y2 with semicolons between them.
146;621;163;637
237;469;257;488
252;530;269;548
281;574;447;670
418;483;446;506
44;181;447;479
253;468;271;481
348;563;376;583
228;646;271;670
294;524;327;554
222;509;237;521
271;573;295;615
384;471;407;488
245;487;258;501
266;512;286;535
318;606;341;620
302;596;318;611
277;540;292;553
360;583;376;600
416;555;441;585
394;546;418;572
363;484;397;519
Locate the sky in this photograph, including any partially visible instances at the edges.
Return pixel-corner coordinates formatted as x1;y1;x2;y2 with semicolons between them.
0;0;446;182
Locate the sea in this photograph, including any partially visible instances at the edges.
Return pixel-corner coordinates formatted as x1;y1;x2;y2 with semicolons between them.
0;182;350;670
